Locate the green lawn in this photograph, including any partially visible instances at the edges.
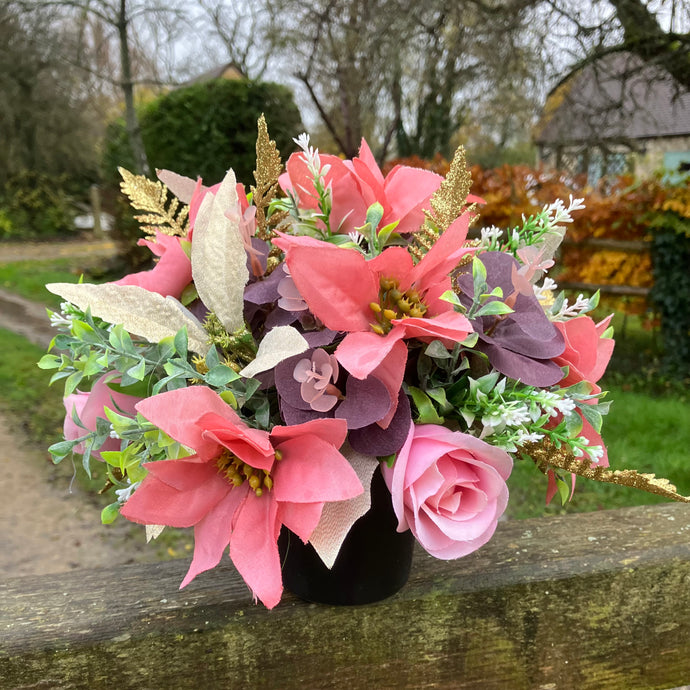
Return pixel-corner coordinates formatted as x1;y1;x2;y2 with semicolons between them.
0;257;113;306
506;384;690;519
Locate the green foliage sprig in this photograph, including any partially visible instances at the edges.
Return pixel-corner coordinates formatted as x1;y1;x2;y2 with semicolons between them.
408;339;609;467
38;304;274;485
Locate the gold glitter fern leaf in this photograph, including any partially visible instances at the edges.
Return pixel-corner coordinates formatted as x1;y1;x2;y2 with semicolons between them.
409;146;475;263
118;167;189;239
521;439;690;503
251;115;285;241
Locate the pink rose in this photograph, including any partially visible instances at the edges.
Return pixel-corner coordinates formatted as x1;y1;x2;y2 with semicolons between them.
63;374;142;459
553;315;614;392
382;423;512;559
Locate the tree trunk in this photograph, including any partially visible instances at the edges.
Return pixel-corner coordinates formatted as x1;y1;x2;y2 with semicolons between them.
118;0;150;176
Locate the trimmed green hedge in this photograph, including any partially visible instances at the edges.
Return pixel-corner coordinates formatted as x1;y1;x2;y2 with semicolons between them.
649;213;690;379
0;171;80;240
104;79;303;186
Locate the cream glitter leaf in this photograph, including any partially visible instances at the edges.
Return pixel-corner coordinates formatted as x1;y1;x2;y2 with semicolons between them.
239;326;308;378
145;524;165;542
156;169;198;204
308;446;379;569
46;283;210;355
191;168;248;333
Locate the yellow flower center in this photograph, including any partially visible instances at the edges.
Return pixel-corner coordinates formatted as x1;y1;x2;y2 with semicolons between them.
216;449;275;496
369;276;427;334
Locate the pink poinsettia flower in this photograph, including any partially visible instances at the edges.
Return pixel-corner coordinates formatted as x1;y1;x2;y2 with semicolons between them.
113;230;192;299
119;386;362;609
281;139;450;235
553;315;615;393
273;214;474;386
63;373;143;459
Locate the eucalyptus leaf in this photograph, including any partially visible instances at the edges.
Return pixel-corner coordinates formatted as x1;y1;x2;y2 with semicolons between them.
424;340;453;359
377;220;400;247
64;370;84;396
48;440;79;463
37;354;61;370
126;358;147;382
564;411;584;437
219;390;238;408
205;364;239;387
174;328;189;358
578;404;603;433
475;301;514;317
557;475;571;504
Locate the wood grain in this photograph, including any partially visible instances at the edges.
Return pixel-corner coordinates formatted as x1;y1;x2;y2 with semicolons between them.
2;503;690;689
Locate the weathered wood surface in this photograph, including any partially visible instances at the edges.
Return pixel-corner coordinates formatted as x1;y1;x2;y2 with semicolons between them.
3;503;690;689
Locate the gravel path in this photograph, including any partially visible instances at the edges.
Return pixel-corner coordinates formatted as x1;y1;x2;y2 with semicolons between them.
1;240;160;577
0;415;156;577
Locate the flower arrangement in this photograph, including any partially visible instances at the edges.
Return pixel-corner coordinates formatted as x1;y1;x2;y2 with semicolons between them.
40;117;689;609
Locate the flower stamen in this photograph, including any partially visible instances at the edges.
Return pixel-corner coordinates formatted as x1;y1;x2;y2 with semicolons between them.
217;450;274;496
369;276;428;334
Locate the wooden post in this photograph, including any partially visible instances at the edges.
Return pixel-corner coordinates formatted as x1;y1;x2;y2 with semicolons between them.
2;503;690;689
90;184;102;238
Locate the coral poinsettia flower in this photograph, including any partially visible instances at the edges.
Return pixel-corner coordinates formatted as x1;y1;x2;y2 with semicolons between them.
273;215;474;383
553;315;614;393
119;386;362;609
114;231;192;299
280;139;446;235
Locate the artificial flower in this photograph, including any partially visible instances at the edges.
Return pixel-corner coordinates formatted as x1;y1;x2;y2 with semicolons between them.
455;251;566;386
63;373;142;460
119;386;362;608
113;231;191;299
382;423;512;559
44;126;663;611
280;139;445;235
553;314;615;391
273;212;474;384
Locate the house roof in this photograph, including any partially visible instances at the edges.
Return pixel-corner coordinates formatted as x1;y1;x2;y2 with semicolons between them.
180;62;246;87
534;52;690;146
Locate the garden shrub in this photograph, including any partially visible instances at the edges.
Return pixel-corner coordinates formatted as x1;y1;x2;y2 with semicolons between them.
102;78;303;271
648;187;690;379
0;171;80;240
103;79;303;186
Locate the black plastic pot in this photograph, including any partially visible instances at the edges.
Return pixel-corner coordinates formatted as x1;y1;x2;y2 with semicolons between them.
278;465;415;605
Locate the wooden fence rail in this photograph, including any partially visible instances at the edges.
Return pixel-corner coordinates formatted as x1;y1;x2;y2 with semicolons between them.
559;237;652;299
3;502;690;689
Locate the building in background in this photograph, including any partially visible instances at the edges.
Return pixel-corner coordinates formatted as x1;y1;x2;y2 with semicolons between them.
535;52;690;183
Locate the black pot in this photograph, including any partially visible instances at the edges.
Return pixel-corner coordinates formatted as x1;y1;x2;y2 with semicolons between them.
278;465;415;605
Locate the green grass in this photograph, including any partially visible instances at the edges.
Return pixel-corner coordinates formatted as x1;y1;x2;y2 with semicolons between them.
0;327;64;444
0;258;113;306
506;384;690;519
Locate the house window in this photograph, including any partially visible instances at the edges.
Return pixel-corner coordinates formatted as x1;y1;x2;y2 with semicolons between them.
581;149;630;184
663;151;690;183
